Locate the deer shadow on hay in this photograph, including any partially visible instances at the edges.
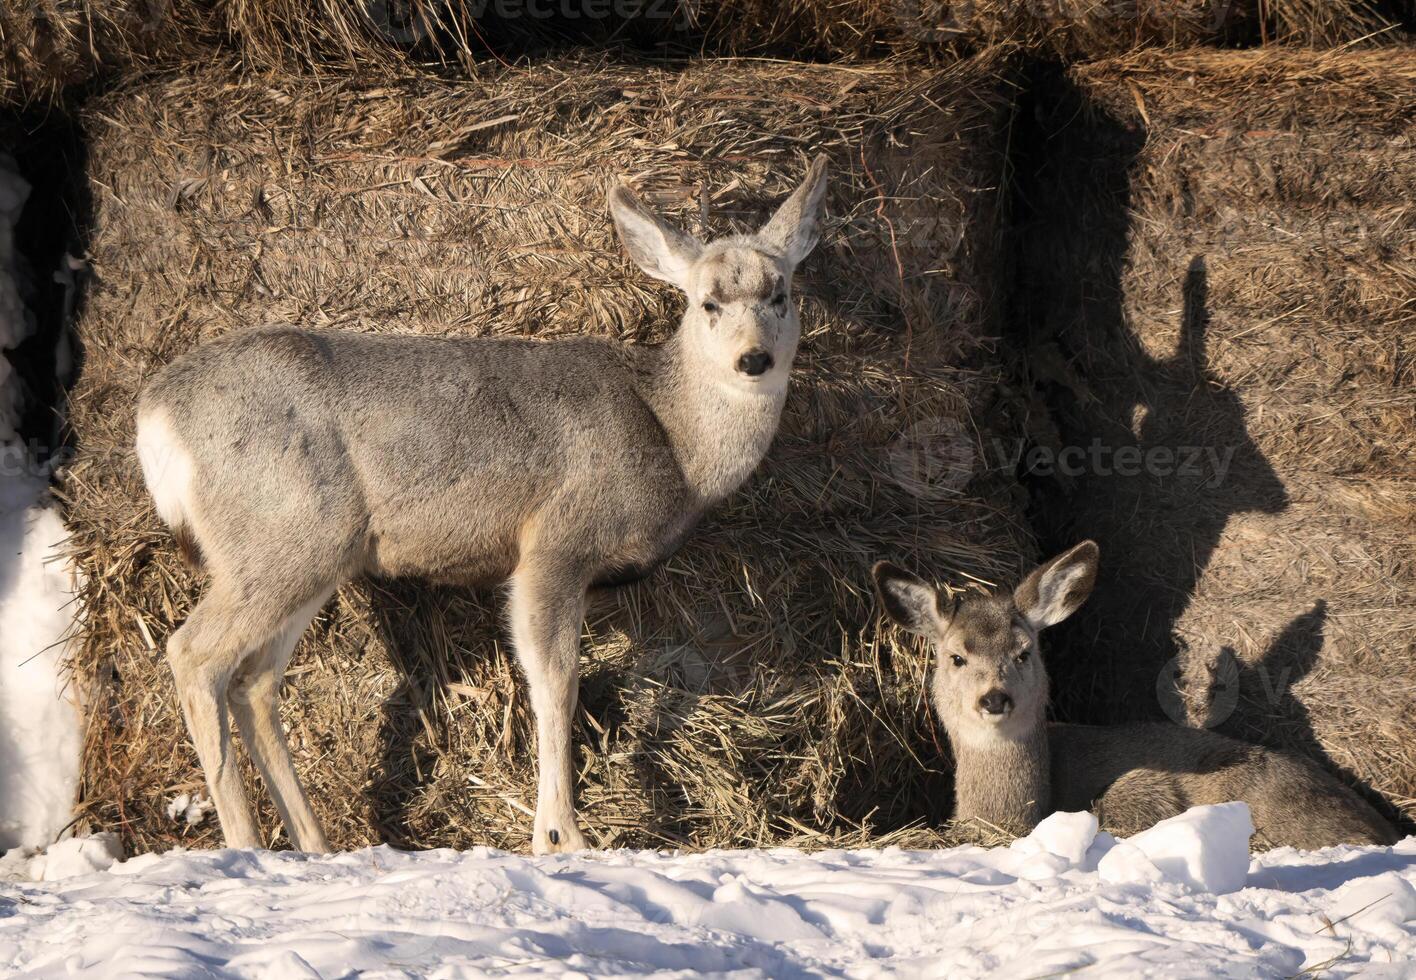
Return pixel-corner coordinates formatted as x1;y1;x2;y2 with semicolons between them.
360;580;530;850
1010;67;1287;723
1202;602;1412;832
360;579;727;851
1012;67;1405;827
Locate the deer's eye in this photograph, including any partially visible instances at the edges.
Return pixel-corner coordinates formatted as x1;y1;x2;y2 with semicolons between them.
771;292;787;309
1015;648;1031;665
950;654;966;668
702;300;720;314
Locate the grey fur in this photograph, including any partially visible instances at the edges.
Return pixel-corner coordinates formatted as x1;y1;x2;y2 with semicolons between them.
137;157;830;854
872;544;1398;848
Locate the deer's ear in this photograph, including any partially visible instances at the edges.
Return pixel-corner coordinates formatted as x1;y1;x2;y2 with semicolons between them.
1014;541;1099;631
758;155;829;267
608;182;703;291
873;561;949;636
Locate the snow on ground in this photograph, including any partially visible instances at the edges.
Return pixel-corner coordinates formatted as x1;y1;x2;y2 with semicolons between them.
0;157;82;852
2;805;1414;978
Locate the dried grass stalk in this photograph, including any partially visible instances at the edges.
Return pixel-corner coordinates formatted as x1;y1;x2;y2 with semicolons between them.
62;52;1033;853
1016;48;1416;825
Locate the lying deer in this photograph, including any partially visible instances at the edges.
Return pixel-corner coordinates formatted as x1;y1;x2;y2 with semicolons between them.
136;157;829;854
873;542;1398;849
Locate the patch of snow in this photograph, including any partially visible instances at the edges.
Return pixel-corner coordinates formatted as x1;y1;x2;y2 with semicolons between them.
165;793;214;827
0;815;1410;977
0;155;82;852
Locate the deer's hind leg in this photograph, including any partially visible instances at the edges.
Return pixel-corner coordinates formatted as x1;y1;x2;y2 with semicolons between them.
229;589;336;853
166;583;300;849
1093;768;1186;837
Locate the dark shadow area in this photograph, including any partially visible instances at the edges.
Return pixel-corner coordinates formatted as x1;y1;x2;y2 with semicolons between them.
360;0;735;66
365;580;478;849
2;108;92;467
1004;59;1287;727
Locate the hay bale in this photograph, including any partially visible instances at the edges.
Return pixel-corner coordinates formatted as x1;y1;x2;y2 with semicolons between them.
63;53;1032;853
1014;48;1416;824
0;0;655;108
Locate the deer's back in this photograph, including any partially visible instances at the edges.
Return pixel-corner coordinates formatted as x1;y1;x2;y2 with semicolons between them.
1050;722;1396;848
138;326;692;587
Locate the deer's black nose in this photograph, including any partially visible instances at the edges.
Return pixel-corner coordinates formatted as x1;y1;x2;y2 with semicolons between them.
979;690;1013;716
736;349;774;376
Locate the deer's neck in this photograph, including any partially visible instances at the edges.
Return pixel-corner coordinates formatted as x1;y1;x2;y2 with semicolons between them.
636;332;788;507
946;712;1051;836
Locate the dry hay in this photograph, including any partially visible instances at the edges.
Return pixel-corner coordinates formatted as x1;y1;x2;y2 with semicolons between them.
61;52;1034;854
0;0;197;108
952;0;1403;55
682;1;1406;59
0;0;639;108
5;2;1408;110
1013;48;1416;825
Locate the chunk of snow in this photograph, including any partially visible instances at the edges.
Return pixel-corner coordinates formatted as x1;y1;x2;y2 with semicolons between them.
1096;839;1167;887
25;832;122;881
1100;802;1255;894
1083;829;1119;872
1013;809;1099;867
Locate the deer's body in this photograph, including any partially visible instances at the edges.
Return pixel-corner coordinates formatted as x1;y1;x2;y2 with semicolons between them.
875;543;1399;850
950;720;1396;849
141;328;773;592
138;159;830;854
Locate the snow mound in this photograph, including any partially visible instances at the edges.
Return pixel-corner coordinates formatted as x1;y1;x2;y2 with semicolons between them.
1006;809;1100;879
1328;871;1416;941
28;833;123;881
1098;802;1255;894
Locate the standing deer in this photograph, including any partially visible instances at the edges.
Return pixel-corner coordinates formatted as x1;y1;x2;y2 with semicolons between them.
872;542;1398;849
135;157;829;854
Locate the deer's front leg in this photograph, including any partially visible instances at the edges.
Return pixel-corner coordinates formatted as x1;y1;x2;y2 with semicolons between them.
508;560;590;855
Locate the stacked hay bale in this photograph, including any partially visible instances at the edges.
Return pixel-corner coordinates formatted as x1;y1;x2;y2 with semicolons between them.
5;1;1405;109
62;53;1033;853
1015;48;1416;828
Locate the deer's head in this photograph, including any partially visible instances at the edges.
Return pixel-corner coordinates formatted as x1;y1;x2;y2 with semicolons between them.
873;542;1100;744
608;156;828;394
